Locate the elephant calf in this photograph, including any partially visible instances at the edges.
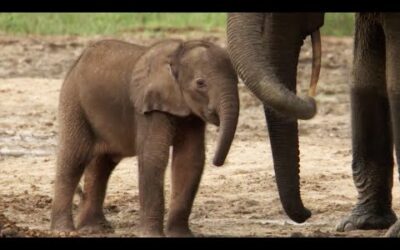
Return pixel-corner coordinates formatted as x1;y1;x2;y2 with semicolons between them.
50;39;239;237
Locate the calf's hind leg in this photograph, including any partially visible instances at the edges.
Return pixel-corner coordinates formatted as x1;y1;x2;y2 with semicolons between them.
51;107;93;231
76;154;118;233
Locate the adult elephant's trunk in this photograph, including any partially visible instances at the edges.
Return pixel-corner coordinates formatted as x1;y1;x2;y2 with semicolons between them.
227;13;320;120
227;13;322;223
213;87;240;166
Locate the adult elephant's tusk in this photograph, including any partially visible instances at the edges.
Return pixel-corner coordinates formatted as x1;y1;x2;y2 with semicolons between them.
308;29;321;97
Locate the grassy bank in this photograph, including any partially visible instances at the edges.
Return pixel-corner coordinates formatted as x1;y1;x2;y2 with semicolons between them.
0;13;354;36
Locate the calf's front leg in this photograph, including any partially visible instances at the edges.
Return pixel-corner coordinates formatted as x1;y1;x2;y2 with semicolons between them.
137;112;175;237
166;117;205;237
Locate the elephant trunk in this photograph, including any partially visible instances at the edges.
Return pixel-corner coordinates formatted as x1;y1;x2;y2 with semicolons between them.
266;111;311;223
213;88;240;166
227;13;321;120
227;13;318;223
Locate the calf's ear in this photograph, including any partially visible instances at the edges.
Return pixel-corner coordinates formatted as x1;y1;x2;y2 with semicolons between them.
131;40;191;117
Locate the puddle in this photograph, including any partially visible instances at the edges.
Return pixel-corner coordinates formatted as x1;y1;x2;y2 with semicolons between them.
0;133;56;157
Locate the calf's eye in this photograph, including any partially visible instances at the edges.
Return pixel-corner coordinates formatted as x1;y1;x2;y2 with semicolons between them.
195;78;207;89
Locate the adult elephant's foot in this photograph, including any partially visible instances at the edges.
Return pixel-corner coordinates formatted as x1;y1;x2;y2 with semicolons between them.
336;207;397;232
385;220;400;237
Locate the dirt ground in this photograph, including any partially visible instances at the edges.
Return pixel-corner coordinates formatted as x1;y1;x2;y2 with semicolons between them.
0;31;399;237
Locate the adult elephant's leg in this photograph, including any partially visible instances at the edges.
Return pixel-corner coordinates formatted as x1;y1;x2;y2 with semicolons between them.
337;14;396;232
383;13;400;237
76;154;118;233
166;117;205;237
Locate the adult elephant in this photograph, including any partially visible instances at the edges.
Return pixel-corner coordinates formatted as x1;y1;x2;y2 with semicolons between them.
227;13;400;237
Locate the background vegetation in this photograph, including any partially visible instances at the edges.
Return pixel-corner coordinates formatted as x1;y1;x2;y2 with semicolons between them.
0;13;354;36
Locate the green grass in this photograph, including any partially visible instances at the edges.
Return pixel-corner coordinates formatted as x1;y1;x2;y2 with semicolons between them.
0;13;354;36
322;13;355;37
0;13;226;36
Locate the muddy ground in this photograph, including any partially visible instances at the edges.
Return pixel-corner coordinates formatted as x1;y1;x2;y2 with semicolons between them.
0;31;399;237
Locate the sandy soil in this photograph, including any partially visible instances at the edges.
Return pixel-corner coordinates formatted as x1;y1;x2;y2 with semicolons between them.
0;31;399;237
